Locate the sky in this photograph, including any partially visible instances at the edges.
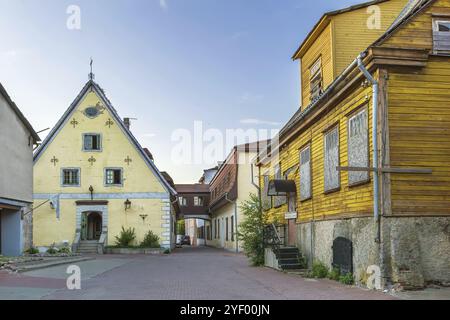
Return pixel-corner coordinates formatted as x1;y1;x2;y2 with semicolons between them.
0;0;366;183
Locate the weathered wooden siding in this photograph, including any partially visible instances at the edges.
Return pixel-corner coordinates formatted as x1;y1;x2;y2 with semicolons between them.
333;0;409;75
382;0;450;50
300;22;333;108
261;83;375;224
388;57;450;215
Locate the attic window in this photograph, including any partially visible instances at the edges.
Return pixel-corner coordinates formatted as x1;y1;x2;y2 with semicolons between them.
310;57;323;101
83;134;101;151
433;19;450;55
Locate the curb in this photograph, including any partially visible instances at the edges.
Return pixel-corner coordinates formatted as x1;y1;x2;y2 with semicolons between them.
16;257;95;273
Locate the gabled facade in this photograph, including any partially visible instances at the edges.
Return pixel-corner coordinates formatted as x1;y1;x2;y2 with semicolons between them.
257;0;450;289
0;82;40;256
32;79;176;252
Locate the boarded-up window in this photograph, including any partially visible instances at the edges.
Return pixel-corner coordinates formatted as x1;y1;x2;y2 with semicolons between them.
299;145;312;201
348;109;369;185
262;174;272;211
433;19;450;55
273;164;287;207
324;126;340;192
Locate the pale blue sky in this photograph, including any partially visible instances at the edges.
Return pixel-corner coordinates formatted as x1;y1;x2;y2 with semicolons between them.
0;0;364;183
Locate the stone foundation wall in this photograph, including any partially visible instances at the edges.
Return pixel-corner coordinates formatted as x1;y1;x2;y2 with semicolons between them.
296;216;450;289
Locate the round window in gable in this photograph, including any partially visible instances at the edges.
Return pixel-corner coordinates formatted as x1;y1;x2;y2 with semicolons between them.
84;106;100;118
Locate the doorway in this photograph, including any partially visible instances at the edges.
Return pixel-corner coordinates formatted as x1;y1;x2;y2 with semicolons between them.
287;193;298;246
81;212;102;241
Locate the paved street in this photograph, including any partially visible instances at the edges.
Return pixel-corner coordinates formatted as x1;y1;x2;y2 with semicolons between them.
0;247;409;300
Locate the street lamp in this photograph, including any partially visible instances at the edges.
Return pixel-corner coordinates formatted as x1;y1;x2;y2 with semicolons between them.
124;199;132;211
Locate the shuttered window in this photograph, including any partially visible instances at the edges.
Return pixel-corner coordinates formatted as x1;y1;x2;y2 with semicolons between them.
348;109;369;185
433;19;450;55
299;145;312;201
324;126;340;192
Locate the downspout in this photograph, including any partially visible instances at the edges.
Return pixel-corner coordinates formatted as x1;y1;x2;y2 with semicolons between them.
357;54;380;243
225;192;238;253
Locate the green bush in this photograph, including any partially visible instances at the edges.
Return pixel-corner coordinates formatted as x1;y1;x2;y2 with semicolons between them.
24;247;39;254
328;267;341;281
46;247;58;255
236;194;266;266
312;261;329;278
115;227;136;247
163;249;171;254
140;230;160;248
58;247;71;254
339;272;354;285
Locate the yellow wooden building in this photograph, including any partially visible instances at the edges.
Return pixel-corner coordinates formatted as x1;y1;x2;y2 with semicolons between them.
32;78;177;253
257;0;450;289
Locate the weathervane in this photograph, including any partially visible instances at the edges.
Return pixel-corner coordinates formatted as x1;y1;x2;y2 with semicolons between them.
89;57;95;80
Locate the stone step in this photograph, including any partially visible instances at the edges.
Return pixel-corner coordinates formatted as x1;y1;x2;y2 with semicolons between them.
278;258;300;265
279;263;304;270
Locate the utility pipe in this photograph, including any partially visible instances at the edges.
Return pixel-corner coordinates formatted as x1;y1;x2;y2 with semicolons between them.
356;54;380;242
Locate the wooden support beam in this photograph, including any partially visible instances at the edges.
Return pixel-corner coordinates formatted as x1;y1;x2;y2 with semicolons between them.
337;166;432;174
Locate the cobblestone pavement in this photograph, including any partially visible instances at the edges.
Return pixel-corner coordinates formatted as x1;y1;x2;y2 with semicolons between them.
0;247;399;300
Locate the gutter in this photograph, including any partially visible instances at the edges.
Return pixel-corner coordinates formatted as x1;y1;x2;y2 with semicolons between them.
356;54;381;243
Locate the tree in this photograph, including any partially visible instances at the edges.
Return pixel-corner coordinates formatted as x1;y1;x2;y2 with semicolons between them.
176;219;185;235
237;193;266;266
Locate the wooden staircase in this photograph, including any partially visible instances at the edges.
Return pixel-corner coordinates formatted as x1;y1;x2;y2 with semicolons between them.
77;240;99;254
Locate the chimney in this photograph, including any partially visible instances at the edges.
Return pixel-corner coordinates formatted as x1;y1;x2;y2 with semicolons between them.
123;118;131;130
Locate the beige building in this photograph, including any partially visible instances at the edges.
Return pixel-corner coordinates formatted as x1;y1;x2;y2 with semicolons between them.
206;142;264;252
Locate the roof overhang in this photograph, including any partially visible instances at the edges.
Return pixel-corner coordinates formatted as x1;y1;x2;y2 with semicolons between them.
267;180;297;196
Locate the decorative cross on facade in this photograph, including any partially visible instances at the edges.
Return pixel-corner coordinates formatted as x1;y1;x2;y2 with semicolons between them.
50;156;59;167
88;156;96;166
70;118;79;128
124;156;132;166
105;118;114;128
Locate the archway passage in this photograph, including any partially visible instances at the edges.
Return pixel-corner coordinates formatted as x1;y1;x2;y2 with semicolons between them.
81;212;103;241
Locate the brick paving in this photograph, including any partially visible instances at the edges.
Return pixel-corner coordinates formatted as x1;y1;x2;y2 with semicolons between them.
0;247;396;300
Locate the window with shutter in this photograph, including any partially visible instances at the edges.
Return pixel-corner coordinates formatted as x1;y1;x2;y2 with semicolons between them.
324;126;340;192
348;109;369;185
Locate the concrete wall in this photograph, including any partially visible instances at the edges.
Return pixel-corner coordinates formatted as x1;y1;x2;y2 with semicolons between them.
297;216;450;289
0;93;34;203
0;209;23;256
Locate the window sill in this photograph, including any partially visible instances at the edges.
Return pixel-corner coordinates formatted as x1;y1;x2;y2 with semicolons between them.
348;179;371;188
105;184;123;187
300;197;312;203
324;186;341;195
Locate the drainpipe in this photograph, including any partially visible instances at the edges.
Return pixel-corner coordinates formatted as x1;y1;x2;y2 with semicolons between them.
356;54;380;243
225;192;239;253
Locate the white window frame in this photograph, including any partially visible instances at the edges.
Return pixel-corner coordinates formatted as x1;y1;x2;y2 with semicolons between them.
433;19;450;55
179;197;188;207
194;196;204;207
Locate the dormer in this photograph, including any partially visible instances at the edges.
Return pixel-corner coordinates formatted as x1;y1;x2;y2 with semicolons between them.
293;0;409;109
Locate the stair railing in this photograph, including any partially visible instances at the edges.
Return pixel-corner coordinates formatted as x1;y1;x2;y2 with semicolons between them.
263;223;283;257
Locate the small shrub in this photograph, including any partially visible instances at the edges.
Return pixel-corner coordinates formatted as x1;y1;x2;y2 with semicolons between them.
163;249;171;254
312;261;329;278
339;272;354;285
140;230;160;248
328;267;341;281
115;227;136;247
58;247;71;254
24;247;39;255
46;247;58;255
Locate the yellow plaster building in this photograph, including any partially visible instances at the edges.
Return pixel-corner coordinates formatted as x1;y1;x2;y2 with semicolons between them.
32;79;177;253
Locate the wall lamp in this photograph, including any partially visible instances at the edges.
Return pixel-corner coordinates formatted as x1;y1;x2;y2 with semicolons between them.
124;199;132;211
